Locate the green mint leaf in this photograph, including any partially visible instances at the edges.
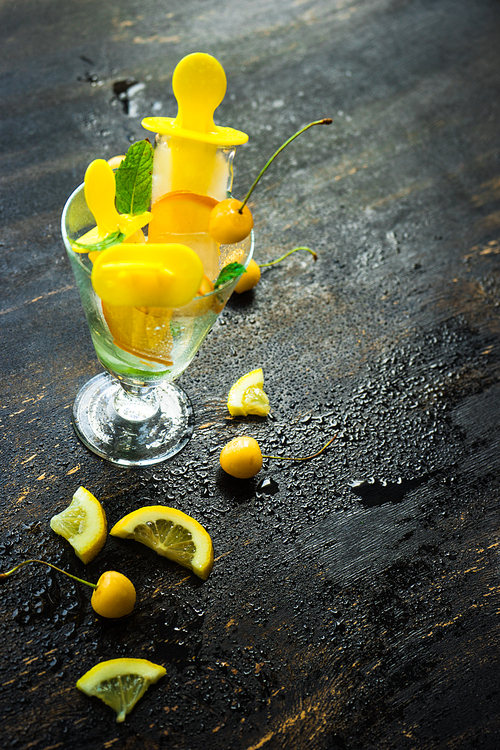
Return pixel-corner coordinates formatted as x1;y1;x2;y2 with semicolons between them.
115;139;153;215
72;230;125;253
214;262;247;290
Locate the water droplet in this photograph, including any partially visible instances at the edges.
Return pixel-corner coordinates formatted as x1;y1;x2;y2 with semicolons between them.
257;478;279;495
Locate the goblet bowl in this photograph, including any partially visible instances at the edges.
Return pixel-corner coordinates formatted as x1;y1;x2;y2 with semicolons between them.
61;182;254;466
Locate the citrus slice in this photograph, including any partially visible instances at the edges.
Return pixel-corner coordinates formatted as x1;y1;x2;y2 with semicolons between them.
76;658;166;723
109;506;214;580
147;192;222;280
148;191;218;238
227;368;270;417
102;302;174;366
50;486;107;564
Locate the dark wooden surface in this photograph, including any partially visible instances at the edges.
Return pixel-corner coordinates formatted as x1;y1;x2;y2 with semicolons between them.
1;1;500;748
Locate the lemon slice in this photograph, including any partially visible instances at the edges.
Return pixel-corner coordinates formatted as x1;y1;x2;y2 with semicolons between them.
110;506;214;580
76;658;166;723
102;302;174;366
50;486;107;564
227;368;270;417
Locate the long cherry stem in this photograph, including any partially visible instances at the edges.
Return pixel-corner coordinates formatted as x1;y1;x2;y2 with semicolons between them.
262;434;337;461
239;118;333;213
0;559;97;589
258;246;317;268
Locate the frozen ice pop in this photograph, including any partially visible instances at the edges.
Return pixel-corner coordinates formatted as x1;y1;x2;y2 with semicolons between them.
91;242;204;308
142;52;248;199
142;53;248;279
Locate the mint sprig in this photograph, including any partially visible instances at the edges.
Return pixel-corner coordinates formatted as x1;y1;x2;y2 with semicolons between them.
214;262;247;290
115;139;153;215
72;230;125;253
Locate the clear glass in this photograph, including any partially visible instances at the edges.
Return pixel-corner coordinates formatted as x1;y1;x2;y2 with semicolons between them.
151;135;235;204
61;182;254;467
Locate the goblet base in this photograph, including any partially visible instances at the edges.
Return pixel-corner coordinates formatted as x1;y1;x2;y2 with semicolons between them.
72;372;194;467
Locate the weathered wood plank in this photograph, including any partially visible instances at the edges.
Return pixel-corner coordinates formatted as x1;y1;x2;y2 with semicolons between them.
1;1;500;748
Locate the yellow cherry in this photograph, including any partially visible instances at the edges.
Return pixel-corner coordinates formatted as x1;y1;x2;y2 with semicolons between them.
91;571;137;619
0;560;136;620
208;119;332;247
235;259;261;293
208;199;254;245
219;436;263;479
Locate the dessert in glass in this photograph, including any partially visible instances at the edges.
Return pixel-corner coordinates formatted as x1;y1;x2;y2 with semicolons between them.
61;53;253;467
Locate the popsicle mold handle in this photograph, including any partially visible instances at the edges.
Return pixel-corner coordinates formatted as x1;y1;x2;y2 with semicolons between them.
172;53;226;134
84;159;121;236
142;52;248;146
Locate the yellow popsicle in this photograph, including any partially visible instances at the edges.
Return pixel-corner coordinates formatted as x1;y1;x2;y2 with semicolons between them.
141;53;249;280
91;243;204;308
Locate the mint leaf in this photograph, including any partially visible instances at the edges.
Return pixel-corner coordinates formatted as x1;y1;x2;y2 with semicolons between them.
72;230;125;253
214;262;246;290
115;139;153;215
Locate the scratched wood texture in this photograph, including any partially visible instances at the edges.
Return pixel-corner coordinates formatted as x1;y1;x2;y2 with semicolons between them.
1;1;500;748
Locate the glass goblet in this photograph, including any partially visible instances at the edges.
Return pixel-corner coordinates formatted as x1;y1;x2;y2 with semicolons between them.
61;182;254;467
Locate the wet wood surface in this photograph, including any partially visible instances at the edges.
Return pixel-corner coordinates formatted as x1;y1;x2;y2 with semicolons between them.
1;1;500;748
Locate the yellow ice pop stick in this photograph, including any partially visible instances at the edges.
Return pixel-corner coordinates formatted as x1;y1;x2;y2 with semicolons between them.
167;54;224;196
142;53;248;146
173;53;227;135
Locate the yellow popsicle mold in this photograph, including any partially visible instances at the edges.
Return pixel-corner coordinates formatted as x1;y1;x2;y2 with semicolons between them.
73;159;151;250
91;242;204;308
142;53;248;146
143;53;247;249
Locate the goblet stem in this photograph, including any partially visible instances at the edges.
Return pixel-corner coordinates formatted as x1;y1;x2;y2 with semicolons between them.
113;383;160;421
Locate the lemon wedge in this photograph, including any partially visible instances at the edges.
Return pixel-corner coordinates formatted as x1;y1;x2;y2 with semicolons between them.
50;486;107;564
76;658;166;723
227;368;270;417
110;506;214;580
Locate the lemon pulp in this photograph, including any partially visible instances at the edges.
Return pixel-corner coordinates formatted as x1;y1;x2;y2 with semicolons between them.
50;486;107;564
76;658;166;722
110;505;214;580
227;368;270;417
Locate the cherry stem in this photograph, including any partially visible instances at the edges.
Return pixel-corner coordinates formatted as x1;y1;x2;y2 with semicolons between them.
258;246;317;268
262;434;337;461
0;559;98;590
238;118;333;213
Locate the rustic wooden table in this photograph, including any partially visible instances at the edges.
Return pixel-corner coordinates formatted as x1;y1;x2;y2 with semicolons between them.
1;1;500;748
